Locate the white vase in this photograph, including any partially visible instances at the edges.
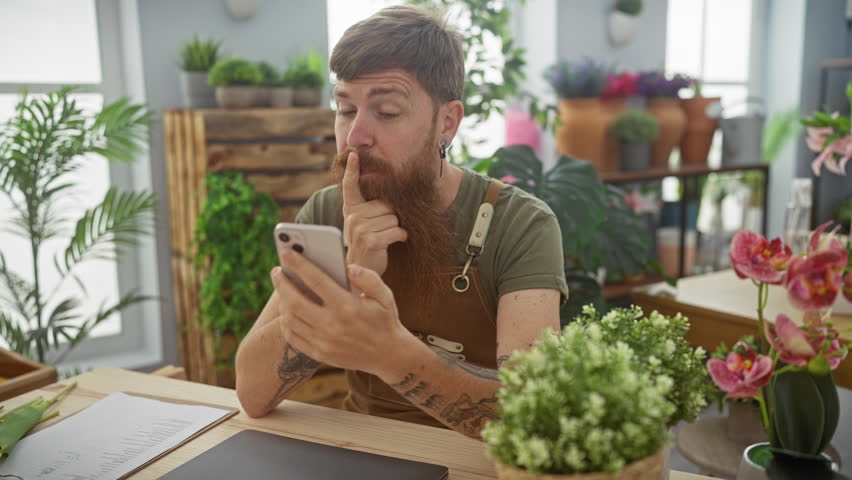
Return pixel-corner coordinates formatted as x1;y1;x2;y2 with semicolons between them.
608;10;640;47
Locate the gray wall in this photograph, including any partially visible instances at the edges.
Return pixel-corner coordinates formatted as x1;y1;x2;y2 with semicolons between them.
135;0;329;367
555;0;668;71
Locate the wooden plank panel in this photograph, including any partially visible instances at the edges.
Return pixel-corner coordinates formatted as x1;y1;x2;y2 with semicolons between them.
208;142;336;171
202;108;335;140
279;204;305;223
247;171;333;201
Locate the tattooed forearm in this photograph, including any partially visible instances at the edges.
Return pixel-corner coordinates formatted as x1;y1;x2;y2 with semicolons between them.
435;350;500;381
420;394;444;409
496;355;510;368
441;394;500;436
266;344;321;409
403;381;428;398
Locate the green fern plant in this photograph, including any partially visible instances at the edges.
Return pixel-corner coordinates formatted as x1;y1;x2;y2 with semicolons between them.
0;87;155;364
179;34;222;72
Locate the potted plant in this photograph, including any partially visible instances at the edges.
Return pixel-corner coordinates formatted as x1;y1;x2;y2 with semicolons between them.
255;61;280;107
262;62;294;108
637;70;691;168
208;56;264;109
487;145;653;324
544;58;623;172
192;172;279;387
608;0;643;47
482;305;710;479
0;88;155;369
610;110;659;171
178;34;222;108
283;49;325;107
707;225;851;479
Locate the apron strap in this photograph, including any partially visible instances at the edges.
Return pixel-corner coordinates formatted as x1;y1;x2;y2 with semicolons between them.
454;179;503;293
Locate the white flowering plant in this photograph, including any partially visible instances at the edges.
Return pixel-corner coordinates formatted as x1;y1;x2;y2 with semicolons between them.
482;319;675;475
572;305;714;426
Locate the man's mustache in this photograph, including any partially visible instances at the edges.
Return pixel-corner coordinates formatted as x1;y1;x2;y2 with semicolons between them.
336;149;392;175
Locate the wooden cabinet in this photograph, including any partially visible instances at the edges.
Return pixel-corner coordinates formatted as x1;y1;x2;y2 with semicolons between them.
163;108;337;385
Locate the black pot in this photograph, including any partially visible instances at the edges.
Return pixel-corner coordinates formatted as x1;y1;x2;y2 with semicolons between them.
621;142;651;171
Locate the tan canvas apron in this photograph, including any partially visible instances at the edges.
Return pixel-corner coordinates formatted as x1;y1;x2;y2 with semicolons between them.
342;179;504;428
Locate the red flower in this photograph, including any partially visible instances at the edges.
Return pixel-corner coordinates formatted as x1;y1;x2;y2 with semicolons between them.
601;72;639;99
728;231;793;285
707;343;773;398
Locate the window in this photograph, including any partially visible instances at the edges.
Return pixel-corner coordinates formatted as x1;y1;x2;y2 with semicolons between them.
666;0;754;109
0;0;161;370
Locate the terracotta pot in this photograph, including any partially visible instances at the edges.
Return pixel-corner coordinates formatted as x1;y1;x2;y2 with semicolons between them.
215;86;263;109
646;98;686;169
269;87;294;107
679;96;720;166
495;449;665;480
292;87;322;107
555;98;627;172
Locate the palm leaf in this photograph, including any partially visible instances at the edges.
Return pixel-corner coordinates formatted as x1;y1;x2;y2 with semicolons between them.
0;253;38;322
52;291;154;364
60;188;156;274
0;311;31;357
88;97;151;163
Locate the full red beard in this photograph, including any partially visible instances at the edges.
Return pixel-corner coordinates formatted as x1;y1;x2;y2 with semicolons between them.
330;136;453;318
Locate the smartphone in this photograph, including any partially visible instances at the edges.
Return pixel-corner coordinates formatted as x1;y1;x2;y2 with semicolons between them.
273;223;349;304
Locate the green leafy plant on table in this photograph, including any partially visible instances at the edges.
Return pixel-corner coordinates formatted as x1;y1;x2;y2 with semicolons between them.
179;34;222;72
192;172;279;366
486;145;652;324
208;57;263;86
0;87;155;365
282;49;326;89
573;305;713;427
256;61;283;87
482;314;674;477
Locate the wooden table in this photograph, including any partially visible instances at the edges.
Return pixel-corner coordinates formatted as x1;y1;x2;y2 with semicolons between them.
632;269;852;389
1;368;713;479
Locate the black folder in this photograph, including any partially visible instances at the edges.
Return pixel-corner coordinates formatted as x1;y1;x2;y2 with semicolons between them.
160;429;449;479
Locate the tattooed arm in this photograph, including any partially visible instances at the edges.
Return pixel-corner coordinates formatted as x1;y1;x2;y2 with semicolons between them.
235;290;321;417
378;289;561;439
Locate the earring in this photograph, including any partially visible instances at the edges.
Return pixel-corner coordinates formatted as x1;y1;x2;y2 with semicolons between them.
439;138;449;177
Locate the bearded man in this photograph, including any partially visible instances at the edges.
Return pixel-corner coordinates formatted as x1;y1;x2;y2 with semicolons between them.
235;5;567;439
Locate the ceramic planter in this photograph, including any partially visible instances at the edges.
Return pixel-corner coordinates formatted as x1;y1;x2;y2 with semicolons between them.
555;98;626;172
646;98;686;169
179;71;217;108
269;87;294;108
494;449;664;480
736;443;839;480
292;87;322;107
620;142;651;172
608;10;640;47
679;96;721;166
215;86;263;109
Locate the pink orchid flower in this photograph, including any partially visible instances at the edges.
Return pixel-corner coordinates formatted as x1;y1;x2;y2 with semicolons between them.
808;125;852;176
499;174;519;185
764;314;847;371
807;221;845;255
786;253;847;310
707;343;773;398
729;230;793;285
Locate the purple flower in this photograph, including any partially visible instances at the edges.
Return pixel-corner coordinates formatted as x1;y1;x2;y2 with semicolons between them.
544;58;614;99
637;71;693;98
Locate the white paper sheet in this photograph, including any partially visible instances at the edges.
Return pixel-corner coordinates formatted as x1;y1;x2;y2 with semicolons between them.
0;392;232;479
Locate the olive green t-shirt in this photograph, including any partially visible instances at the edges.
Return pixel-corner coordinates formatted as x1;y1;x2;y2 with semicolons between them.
294;168;569;310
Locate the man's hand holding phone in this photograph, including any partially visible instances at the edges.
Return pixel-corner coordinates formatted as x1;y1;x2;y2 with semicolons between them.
341;151;408;276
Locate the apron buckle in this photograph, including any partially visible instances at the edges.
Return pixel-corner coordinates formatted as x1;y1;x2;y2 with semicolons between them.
452;254;476;293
